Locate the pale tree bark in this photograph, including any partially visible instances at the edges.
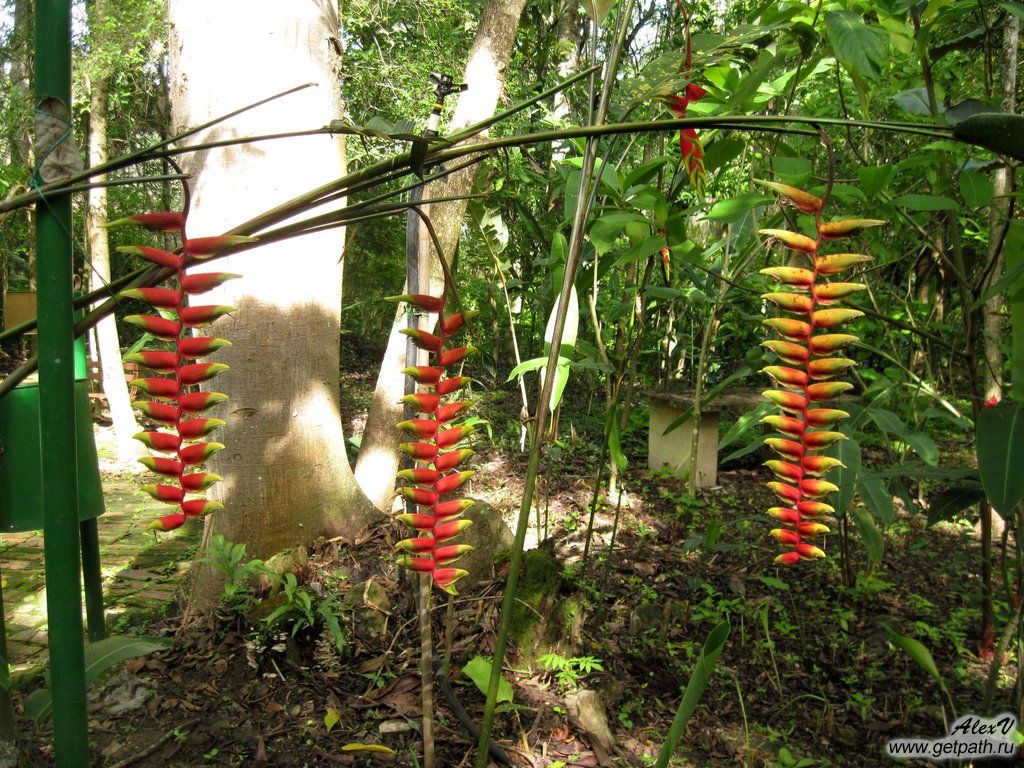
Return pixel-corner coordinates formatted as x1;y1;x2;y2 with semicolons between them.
983;14;1019;401
168;0;379;605
354;0;529;511
86;71;142;461
10;0;35;287
550;0;582;165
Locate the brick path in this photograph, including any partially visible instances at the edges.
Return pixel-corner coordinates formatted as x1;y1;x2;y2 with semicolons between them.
1;428;202;670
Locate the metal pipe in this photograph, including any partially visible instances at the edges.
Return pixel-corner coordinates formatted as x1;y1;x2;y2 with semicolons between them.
34;1;89;763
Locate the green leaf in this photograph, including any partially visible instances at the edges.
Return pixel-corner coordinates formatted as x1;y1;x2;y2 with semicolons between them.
893;194;959;211
1002;1;1024;21
863;463;976;481
581;0;614;26
718;402;773;453
906;432;939;466
24;635;171;723
1010;243;1024;404
926;482;985;526
826;435;861;516
973;240;1024;307
607;406;628;473
653;621;730;768
661;367;754;436
860;477;894;527
868;408;907;436
771;156;813;186
953;112;1024;161
959;171;995;207
825;10;888;80
976;402;1024;517
728;50;780;107
624;158;670;188
720;434;764;465
644;286;683;301
858;166;896;198
706;193;772;223
318;603;347;655
879;622;950;701
702;138;745;174
463;655;513;703
893;87;935;116
542;286;579;413
324;707;340;733
340;744;397;755
507;356;568;381
850;505;884;563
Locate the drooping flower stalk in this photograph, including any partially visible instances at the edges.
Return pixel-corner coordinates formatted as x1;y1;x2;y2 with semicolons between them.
387;293;479;594
107;210;254;531
657;0;707;193
756;179;884;564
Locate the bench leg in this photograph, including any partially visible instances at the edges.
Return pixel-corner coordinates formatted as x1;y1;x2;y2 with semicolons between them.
79;519;105;641
694;411;720;488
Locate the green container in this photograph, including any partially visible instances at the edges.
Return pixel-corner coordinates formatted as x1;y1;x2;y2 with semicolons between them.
0;332;104;532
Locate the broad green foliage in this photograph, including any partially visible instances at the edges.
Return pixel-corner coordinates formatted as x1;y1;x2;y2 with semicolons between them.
825;10;888;80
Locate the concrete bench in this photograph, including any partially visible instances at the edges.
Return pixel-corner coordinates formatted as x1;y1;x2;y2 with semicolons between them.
646;388;765;488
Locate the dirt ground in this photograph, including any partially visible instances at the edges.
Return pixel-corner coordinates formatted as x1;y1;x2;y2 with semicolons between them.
10;338;1007;767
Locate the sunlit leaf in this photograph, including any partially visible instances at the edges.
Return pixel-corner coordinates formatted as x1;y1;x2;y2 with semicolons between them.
462;655;514;703
340;743;398;754
324;707;339;733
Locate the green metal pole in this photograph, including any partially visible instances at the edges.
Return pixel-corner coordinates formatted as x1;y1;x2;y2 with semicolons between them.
34;1;90;764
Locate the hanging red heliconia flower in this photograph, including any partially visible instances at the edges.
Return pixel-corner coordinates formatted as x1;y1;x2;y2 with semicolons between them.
656;0;707;193
109;211;253;532
662;83;708;191
388;295;481;594
756;179;884;564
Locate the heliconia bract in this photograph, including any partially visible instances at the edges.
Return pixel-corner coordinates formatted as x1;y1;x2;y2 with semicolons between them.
757;179;879;565
106;211;184;233
392;292;482;594
116;244;182;269
185;235;258;257
115;209;249;531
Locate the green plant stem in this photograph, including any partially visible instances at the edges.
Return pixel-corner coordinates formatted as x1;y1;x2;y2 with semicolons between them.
596;485;626;606
580;440;610;566
0;83;316;214
474;5;636;764
984;504;1024;712
419;576;435;768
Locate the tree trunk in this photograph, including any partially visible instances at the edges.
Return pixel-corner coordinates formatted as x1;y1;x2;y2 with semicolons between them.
167;0;379;606
983;14;1019;401
10;0;35;288
354;0;529;510
86;72;141;461
550;0;582;165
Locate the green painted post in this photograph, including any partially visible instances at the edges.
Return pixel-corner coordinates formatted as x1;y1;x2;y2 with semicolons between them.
34;1;90;764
